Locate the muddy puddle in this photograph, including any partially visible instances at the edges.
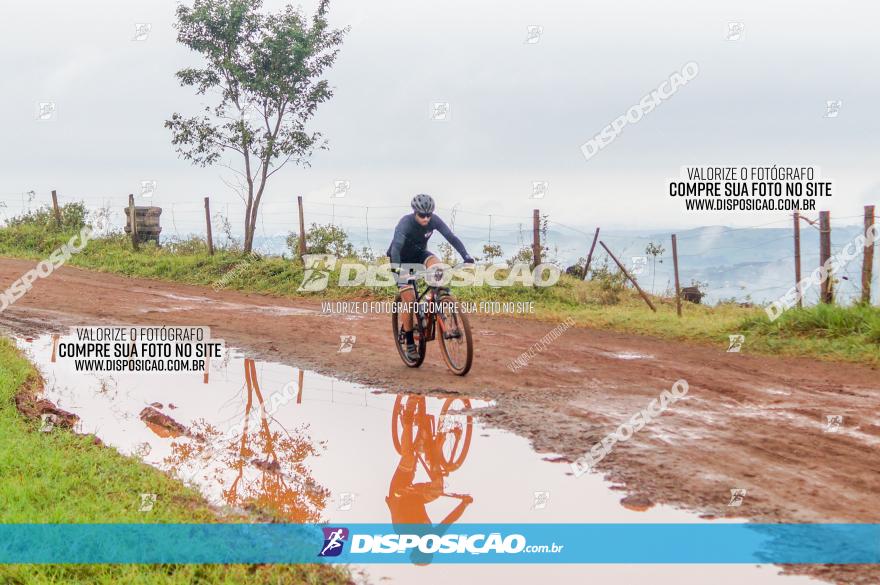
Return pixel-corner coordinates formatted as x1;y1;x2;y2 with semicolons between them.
17;333;815;584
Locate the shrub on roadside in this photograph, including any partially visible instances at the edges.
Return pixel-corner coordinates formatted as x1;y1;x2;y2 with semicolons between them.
589;259;628;305
6;202;87;231
287;223;356;258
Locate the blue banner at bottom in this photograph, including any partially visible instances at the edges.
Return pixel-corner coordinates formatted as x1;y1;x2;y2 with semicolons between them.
0;524;877;564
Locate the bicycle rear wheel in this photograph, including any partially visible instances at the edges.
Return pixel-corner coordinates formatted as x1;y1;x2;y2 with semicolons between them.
391;292;426;367
436;293;473;375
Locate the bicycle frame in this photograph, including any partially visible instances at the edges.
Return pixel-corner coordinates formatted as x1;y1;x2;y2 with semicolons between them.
398;281;431;342
400;264;465;343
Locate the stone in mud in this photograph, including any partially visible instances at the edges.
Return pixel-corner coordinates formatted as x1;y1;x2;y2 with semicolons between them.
620;495;655;512
139;407;188;437
32;399;79;429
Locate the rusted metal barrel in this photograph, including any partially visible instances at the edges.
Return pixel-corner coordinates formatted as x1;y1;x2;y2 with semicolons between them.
123;206;162;244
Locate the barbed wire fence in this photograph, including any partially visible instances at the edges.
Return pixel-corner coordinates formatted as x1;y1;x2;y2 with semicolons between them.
0;189;875;308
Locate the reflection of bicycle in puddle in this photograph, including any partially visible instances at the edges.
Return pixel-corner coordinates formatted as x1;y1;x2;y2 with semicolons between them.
386;394;474;565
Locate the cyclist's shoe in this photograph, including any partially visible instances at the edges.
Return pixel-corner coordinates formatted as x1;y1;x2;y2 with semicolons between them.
404;342;420;361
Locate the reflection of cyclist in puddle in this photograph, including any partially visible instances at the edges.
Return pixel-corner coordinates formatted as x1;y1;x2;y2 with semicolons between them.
386;394;473;565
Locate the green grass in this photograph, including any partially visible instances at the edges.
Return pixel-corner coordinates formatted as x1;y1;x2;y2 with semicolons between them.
0;337;349;584
0;223;877;367
738;303;880;361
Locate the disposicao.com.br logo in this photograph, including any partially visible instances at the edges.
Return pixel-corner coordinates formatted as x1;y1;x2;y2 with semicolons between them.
318;527;349;557
298;255;562;292
329;529;563;556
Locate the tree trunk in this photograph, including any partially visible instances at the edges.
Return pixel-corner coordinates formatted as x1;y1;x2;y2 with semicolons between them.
244;215;257;253
243;189;255;253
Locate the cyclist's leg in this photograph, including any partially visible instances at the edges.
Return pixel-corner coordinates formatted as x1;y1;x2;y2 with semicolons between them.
399;281;416;333
396;252;422;335
400;251;435;333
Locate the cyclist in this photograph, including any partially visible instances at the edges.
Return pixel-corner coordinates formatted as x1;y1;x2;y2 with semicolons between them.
386;194;474;361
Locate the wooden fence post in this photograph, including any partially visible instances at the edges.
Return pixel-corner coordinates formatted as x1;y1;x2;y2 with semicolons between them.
532;209;542;267
51;190;61;228
599;241;656;312
582;227;600;280
793;212;803;308
671;234;682;317
819;211;832;303
862;205;875;304
297;196;307;259
204;197;214;256
128;194;139;251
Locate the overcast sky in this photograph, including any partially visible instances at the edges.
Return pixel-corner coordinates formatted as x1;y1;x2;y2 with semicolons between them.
1;0;877;238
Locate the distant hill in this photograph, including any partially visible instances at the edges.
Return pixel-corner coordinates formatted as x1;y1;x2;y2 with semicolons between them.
250;223;877;306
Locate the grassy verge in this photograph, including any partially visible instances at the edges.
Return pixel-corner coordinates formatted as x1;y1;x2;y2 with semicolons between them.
0;223;877;367
0;337;349;584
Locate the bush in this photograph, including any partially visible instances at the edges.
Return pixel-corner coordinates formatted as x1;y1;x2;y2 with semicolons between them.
589;259;628;305
566;257;586;279
287;223;356;258
6;202;87;231
163;235;211;256
482;243;503;263
506;245;533;267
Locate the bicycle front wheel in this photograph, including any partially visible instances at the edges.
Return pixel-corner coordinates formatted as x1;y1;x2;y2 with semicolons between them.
436;294;473;375
437;397;473;471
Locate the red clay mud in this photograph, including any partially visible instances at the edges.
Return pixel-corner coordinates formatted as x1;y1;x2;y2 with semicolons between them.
1;259;877;583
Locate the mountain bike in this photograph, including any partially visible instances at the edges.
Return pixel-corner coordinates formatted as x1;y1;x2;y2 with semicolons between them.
391;264;474;376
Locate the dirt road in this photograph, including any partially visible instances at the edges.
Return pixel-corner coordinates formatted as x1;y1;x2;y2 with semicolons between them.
1;258;877;582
